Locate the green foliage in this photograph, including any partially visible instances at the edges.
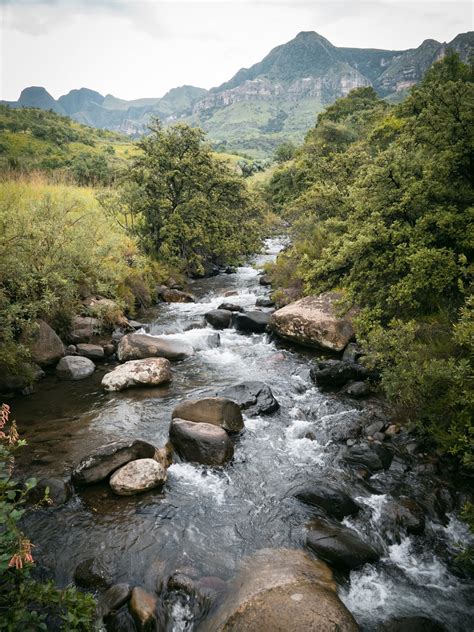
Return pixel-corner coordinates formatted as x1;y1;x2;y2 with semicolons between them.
125;120;267;276
273;141;296;163
266;54;474;468
0;404;96;631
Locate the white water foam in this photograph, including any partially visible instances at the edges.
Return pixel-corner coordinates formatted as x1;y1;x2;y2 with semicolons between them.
168;463;230;505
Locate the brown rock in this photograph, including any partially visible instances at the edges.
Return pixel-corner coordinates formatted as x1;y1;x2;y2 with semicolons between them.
24;319;64;367
129;586;158;630
109;458;167;495
171;397;244;433
169;419;234;466
153;444;173;469
269;292;356;352
117;333;193;362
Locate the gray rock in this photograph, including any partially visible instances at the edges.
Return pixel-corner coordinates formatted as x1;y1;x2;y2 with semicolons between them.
204;309;233;329
365;420;385;437
306;519;380;570
158;287;195;303
169;419;234;466
346;381;371;398
233;311;271;333
72;439;156;485
310;360;369;387
24;319;64;367
117;333;193;362
218;382;279;416
28;477;72;506
343;443;393;473
98;583;131;619
342;343;364;363
102;358;171;392
217;303;243;312
259;274;272;286
106;609;138;632
74;557;113;589
172;397;244;432
381;497;426;540
255;296;275;308
69;315;101;343
55;355;95;380
77;343;105;360
109;459;167;496
294;485;360;520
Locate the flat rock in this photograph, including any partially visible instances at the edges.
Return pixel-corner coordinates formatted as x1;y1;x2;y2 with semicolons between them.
24;319;64;367
117;333;193;362
218;382;279;416
172;397;244;432
169;418;234;466
56;355;95;380
233;311;271;333
204;309;233;329
72;439;156;485
110;458;167;495
269;292;356;352
294;485;360;521
102;358;171;392
306;519;380;570
77;343;105;359
197;548;358;632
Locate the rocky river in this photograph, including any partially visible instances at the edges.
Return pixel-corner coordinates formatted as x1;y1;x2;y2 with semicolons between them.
11;239;474;631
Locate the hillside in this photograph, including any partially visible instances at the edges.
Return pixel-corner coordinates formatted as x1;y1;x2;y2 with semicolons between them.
2;30;473;157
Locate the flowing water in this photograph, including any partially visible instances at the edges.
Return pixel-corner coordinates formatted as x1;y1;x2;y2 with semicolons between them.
12;239;473;631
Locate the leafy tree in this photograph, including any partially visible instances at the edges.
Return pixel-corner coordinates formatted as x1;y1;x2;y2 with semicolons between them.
273;141;296;163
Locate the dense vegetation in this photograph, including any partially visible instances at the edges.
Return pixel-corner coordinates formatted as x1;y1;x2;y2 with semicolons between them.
266;55;474;467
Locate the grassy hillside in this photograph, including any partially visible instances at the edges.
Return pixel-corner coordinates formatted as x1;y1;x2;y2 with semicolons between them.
0;106;137;183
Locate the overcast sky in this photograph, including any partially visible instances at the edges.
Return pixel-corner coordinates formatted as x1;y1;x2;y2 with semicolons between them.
0;0;472;101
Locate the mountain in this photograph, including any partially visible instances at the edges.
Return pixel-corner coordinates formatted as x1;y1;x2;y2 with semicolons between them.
2;31;473;157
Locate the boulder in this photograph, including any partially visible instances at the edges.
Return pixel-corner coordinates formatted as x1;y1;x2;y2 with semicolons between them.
24;319;64;367
310;360;369;387
381;497;425;538
269;293;356;352
102;358;171;392
169;419;234;466
233;311;271;333
0;363;45;395
204;309;233;330
343;443;393;473
129;587;158;630
158;287;195;303
76;343;105;360
294;485;360;521
217;303;243;312
172;397;244;432
106;609;138;632
342;343;364;363
259;274;272;286
55;356;95;380
117;334;193;362
97;583;131;619
69;315;101;343
110;458;167;496
153;444;173;470
255;297;275;308
306;520;380;570
74;557;113;589
218;382;279;416
197;548;358;632
27;477;72;506
72;439;156;485
346;382;371;398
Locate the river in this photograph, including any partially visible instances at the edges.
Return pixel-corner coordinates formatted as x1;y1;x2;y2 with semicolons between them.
12;239;473;631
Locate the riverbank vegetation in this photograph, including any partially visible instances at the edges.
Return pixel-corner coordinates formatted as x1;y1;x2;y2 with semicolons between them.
265;54;473;468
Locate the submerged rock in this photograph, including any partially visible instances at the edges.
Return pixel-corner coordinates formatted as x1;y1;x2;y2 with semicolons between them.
197;548;358;631
72;439;156;485
381;497;426;539
294;485;360;521
55;355;95;380
169;418;234;466
204;309;233;329
109;458;167;496
117;333;193;362
306;519;380;570
269;292;356;352
233;311;271;333
101;358;171;392
24;319;64;367
27;477;72;506
218;382;279;416
74;557;113;589
171;397;244;432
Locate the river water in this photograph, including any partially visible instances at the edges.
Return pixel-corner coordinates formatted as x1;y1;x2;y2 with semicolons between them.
12;239;473;631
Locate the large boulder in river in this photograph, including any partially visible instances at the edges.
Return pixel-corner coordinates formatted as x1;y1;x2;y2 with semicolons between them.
343;443;393;473
294;484;360;521
102;358;171;392
306;519;380;570
72;439;156;485
204;309;233;329
172;397;244;432
198;548;358;632
24;319;64;367
169;419;234;466
269;292;356;352
109;458;167;495
233;311;271;333
117;333;193;362
218;382;279;416
56;355;95;380
310;359;369;387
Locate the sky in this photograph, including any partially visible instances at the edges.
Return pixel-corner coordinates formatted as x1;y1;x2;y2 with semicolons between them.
0;0;472;101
